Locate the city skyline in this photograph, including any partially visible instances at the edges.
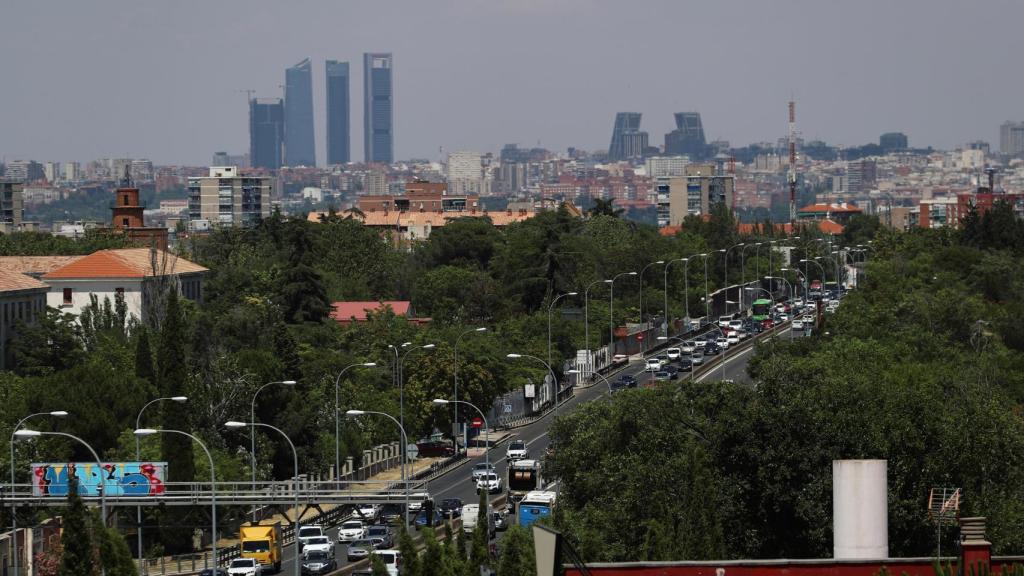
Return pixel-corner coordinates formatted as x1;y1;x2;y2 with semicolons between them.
1;0;1023;165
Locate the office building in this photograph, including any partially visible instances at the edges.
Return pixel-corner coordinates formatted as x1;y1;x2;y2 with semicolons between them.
212;152;249;168
665;112;708;159
187;166;273;230
44;162;60;183
608;113;646;161
446;151;483;195
364;53;394;163
1000;121;1024;156
664;163;734;226
3;160;44;183
879;132;908;152
284;58;316;167
0;180;25;233
325;60;351;165
250;98;285;170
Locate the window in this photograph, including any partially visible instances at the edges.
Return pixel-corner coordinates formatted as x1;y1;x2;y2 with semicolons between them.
115;287;125;298
63;288;72;305
122;217;130;227
123;194;130;205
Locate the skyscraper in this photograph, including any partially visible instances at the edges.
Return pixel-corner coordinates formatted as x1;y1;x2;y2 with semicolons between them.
250;98;284;170
1000;121;1024;155
665;112;708;158
879;132;908;152
364;53;394;163
608;112;645;161
284;58;315;166
325;60;351;165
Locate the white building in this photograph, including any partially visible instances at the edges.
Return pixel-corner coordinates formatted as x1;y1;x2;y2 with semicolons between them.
446;151;484;195
62;162;81;183
41;248;206;323
645;156;689;178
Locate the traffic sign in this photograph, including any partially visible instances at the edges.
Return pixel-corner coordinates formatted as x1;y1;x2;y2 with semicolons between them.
470;417;484;429
636;334;644;341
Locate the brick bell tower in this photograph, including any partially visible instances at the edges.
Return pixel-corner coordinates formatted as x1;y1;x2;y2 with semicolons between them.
110;165;168;249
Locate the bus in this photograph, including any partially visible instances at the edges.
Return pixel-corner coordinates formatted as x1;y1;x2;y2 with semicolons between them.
751;299;773;322
517;491;557;527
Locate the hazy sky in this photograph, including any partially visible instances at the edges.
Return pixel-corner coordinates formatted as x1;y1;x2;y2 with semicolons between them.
2;0;1022;166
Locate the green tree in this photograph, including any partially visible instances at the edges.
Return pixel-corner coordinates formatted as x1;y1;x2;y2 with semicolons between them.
397;524;420;576
468;488;491;574
58;479;94;576
93;512;138;576
497;525;535;576
10;308;83;376
369;554;390;576
134;328;155;382
587;198;624;218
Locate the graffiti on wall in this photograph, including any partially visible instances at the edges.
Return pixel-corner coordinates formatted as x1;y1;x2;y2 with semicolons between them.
31;462;167;497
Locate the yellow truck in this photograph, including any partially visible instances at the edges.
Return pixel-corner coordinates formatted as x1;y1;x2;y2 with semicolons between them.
239;522;282;573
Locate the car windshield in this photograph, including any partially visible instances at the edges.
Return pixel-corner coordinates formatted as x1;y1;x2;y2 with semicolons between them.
230;560;255;568
482;474;497;481
368;526;387;535
298;527;321;537
305;552;328;562
510;441;525;449
241;540;269;552
474;463;491;471
308;537;328;545
353;540;374;548
341;521;362;529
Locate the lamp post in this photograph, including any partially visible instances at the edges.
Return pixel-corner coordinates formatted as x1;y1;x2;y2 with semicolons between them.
719;300;738;380
135;397;186;568
226;421;299;576
695;253;711;320
547;293;577;366
135;428;216;570
638;261;664;352
506;353;559;409
723;243;744;295
741;243;761;298
663;257;688;336
14;430;105;523
583;279;606;365
9;411;67;576
454;327;488;453
333;363;375;483
767;275;796;339
398;344;435;495
344;410;410;529
431;399;489;471
249;380;295;521
607;272;637;356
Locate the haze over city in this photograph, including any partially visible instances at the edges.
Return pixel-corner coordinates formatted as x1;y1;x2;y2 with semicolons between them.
2;0;1022;165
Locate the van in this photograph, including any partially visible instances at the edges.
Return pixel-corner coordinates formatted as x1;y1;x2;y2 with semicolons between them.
371;550;402;576
718;315;733;328
461;504;496;536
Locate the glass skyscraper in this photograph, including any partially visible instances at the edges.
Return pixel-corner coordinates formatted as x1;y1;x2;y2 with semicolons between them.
249;98;284;170
665;112;708;159
608;112;645;161
363;53;394;163
325;60;351;165
284;58;316;167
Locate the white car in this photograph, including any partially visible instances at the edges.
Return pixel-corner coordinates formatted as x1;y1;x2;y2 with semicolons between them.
666;347;681;360
690;351;705;365
693;337;709;348
681;341;696;354
718;316;733;328
296;525;324;551
302;535;334;557
355;504;379;522
792;320;804;331
374;550;402;576
476;472;502;494
726;331;739;345
728;320;743;332
228;558;261;576
337;520;365;543
716;337;730;350
793;298;805;308
777;313;790;322
471;462;496;482
506;439;528;461
645;358;661;373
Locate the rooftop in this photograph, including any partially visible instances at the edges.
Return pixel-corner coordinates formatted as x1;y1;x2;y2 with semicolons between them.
42;248;207;280
0;269;49;292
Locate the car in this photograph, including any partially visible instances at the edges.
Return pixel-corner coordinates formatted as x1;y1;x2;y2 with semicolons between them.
471;463;495;483
655;355;669;367
777;313;790;322
506;439;528;461
716;337;730;350
355;504;379;522
619;374;638;388
653;371;670;382
372;550;402;576
301;536;334;557
677;356;693;371
228;559;262;576
297;525;325;552
828;299;840;308
718;315;733;328
665;347;681;360
761;318;775;329
793;298;805;308
726;331;739;345
689;351;705;365
492;509;508;531
346;539;376;562
413;509;444;528
476;472;502;494
439;498;463;518
792;320;804;331
645;358;661;372
736;328;749;340
337;520;365;543
301;551;336;576
379;503;404;523
608;378;627;393
365;525;394;549
703;341;721;355
663;365;680;379
681;340;696;354
728;320;743;332
693;337;709;348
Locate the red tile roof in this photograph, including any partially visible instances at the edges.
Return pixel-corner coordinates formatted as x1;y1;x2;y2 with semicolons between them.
42;248;206;280
0;269;48;292
0;256;84;275
330;301;412;323
798;202;863;214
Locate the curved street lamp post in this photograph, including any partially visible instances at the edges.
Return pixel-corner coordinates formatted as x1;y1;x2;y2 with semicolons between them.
344;410;410;530
9;411;67;576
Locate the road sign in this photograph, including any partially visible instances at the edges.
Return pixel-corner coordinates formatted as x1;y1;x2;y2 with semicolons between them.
636;334;644;341
470;417;484;429
503;403;513;414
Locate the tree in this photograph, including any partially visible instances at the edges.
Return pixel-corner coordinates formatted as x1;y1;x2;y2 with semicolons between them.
397;524;420;576
134;328;155;382
93;512;138;576
588;198;624;218
468;488;491;574
497;525;535;576
10;308;83;376
369;554;390;576
58;479;94;576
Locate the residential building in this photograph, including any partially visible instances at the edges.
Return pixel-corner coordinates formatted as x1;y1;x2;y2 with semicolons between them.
250;97;285;170
329;300;427;325
0;180;25;233
664;163;734;226
41;248;207;323
3;160;44;183
62;162;81;182
187;166;272;230
664;112;708;159
645;156;688;178
796;202;863;225
364;53;394;163
325;60;351;165
607;113;646;161
284;58;316;167
879;132;908;152
0;270;49;370
847;160;877;193
365;168;388;195
1000;121;1024;155
44;162;60;183
447;151;483;195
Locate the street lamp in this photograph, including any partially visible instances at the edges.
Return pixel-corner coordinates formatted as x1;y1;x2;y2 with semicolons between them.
694;253;711;320
397;344;435;495
431;399;490;472
249;380;295;521
9;411;67;576
663;257;688;335
134;397;187;567
767;275;796;339
506;353;559;408
226;420;300;576
547;293;577;366
638;261;665;351
14;429;105;523
345;410;410;529
454;327;487;453
741;243;762;294
723;243;745;295
135;428;217;570
333;363;376;483
583;278;607;364
719;301;738;381
607;272;637;355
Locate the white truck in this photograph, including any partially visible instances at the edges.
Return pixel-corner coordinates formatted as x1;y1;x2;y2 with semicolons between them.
507;459;542;507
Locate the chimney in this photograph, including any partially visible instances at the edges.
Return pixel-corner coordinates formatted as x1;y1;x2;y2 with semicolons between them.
960;517;991;568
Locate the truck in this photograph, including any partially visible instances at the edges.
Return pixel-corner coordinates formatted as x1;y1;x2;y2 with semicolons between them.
507;459;542;508
239;522;282;573
517;490;557;527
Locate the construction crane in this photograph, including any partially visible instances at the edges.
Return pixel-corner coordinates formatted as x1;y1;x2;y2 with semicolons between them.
788;100;797;223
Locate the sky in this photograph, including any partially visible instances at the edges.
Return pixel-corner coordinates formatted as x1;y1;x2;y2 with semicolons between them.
1;0;1022;166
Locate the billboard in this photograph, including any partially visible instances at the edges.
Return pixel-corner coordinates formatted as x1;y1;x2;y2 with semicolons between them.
31;462;167;497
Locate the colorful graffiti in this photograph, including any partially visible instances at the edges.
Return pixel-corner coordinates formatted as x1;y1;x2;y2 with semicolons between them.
31;462;167;497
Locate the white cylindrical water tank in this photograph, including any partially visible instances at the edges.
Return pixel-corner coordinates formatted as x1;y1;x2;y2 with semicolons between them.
833;459;888;559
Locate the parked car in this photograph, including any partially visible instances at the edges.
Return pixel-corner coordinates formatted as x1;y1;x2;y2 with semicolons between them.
365;525;394;549
228;559;262;576
337;520;366;543
301;551;336;576
471;463;495;483
439;498;463;518
346;539;376;562
666;347;681;360
506;439;528;461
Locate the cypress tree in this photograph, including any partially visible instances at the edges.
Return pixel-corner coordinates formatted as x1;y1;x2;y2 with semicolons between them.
58;478;94;576
369;554;389;576
496;525;535;576
134;328;154;382
397;524;420;576
93;513;138;576
467;489;490;575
